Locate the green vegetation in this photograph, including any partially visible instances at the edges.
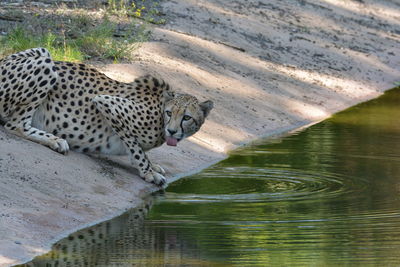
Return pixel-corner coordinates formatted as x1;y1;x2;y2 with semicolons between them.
73;17;149;62
1;27;85;62
107;0;166;25
0;1;165;62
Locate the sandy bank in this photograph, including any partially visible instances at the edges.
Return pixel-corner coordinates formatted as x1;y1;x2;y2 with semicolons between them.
1;0;399;265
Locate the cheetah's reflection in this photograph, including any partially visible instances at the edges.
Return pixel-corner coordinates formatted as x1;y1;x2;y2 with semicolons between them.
19;198;168;267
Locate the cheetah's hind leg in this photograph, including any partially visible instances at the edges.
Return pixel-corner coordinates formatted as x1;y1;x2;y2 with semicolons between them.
0;48;69;154
5;105;70;154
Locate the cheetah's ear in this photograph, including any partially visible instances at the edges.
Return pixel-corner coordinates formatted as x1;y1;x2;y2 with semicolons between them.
164;90;175;102
199;100;214;118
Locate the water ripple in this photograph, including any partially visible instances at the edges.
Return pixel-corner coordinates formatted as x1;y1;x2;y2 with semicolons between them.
166;167;368;203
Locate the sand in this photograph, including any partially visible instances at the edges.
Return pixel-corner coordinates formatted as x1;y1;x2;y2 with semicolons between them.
1;0;399;265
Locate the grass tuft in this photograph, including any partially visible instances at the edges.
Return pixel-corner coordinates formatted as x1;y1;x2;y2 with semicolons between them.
74;18;149;61
107;0;166;25
1;27;84;62
0;2;158;62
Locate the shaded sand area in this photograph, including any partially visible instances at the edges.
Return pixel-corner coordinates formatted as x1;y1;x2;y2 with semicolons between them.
0;0;399;265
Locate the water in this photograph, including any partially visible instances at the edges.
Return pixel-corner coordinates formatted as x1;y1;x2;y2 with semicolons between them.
21;88;400;266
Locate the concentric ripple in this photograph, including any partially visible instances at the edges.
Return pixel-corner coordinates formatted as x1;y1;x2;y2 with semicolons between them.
166;167;366;203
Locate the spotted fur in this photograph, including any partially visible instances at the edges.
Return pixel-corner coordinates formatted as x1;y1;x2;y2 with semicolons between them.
0;48;213;185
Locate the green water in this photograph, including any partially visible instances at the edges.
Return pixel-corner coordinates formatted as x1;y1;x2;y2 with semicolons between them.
22;88;400;266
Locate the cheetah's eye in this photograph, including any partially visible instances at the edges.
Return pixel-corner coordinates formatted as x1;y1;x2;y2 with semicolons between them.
183;115;192;121
166;111;172;117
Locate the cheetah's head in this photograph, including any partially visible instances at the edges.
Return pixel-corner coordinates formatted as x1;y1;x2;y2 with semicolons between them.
164;94;213;146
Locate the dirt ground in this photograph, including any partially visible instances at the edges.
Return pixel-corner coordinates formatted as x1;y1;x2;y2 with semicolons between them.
1;0;399;266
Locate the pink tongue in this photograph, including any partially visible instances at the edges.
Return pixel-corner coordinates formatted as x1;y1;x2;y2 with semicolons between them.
166;137;178;146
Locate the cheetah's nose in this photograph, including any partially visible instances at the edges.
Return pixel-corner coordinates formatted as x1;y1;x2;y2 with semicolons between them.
167;129;177;135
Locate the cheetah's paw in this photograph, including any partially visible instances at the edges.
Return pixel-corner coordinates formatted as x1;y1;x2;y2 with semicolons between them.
49;138;69;155
152;164;166;175
143;170;167;186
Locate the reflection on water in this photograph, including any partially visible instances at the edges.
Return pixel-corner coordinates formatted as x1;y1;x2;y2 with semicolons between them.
21;88;400;266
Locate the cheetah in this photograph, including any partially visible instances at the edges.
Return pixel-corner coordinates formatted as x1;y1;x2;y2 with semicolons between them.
0;48;213;185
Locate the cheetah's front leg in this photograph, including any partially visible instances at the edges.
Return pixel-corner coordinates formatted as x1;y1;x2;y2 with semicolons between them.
92;95;166;186
125;140;166;185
